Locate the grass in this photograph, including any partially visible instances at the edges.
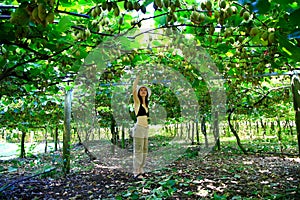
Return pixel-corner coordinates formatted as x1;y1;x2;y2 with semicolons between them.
1;131;298;161
0;142;61;160
1;133;299;199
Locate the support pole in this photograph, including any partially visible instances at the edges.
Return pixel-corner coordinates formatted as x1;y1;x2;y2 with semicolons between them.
291;75;300;156
63;89;72;174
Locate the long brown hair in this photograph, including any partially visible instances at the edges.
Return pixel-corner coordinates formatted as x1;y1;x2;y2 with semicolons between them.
138;87;149;107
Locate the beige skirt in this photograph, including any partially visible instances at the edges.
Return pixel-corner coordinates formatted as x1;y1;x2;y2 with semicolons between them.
132;124;149;138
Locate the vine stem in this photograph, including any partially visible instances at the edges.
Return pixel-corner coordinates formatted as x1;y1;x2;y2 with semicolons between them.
0;167;57;193
232;1;268;28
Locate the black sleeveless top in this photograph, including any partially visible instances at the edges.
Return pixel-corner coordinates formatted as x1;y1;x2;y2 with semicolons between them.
136;104;149;117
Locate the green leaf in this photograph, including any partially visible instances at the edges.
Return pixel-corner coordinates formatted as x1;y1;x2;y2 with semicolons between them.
289;8;300;27
231;196;242;200
167;179;176;186
59;0;73;6
251;0;271;14
183;191;194;196
228;15;244;27
0;165;5;172
45;43;58;51
78;48;88;59
153;11;167;26
118;37;138;50
24;84;31;92
213;193;227;200
278;33;300;61
274;0;295;6
234;174;241;178
8;166;18;172
192;79;200;88
65;85;73;91
277;17;291;30
123;13;133;21
0;24;16;42
56;16;74;33
143;0;154;7
152;40;161;46
217;44;230;53
185;26;196;34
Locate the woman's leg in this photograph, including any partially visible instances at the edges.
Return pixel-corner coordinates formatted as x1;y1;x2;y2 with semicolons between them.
140;137;148;174
133;137;144;175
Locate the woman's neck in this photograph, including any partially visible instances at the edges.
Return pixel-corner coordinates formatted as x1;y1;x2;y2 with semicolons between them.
141;97;146;105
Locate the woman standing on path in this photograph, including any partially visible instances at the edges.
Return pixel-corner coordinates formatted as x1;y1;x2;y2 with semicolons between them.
132;74;151;179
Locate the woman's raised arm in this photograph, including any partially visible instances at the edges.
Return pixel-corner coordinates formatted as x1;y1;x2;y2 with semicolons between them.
132;74;140;103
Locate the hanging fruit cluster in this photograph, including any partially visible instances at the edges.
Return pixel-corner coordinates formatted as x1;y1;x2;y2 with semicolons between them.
29;0;55;26
153;0;181;24
74;28;91;41
189;0;212;24
153;0;181;10
213;0;238;25
10;0;55;27
190;11;206;24
91;0;148;18
91;5;102;18
123;0;147;13
9;5;30;26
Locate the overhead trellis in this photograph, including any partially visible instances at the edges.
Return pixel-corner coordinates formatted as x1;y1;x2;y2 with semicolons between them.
1;0;300;162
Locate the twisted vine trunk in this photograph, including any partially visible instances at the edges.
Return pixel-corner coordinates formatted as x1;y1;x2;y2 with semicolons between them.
228;108;247;154
291;75;300;156
201;115;208;147
213;111;220;151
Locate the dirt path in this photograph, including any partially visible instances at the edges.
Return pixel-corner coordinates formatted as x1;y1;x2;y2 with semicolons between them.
0;150;299;199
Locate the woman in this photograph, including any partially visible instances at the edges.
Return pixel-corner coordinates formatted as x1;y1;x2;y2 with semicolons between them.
132;74;151;179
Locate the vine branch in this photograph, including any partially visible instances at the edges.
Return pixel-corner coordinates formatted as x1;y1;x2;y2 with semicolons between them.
0;167;56;193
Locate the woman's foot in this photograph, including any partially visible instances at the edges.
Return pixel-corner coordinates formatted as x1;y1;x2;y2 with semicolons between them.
140;168;144;174
133;173;144;180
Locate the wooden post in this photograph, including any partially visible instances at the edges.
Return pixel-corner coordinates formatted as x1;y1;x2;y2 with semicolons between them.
121;125;125;148
110;115;117;153
44;127;48;153
54;126;58;151
191;121;195;145
291;75;300;156
63;89;72;174
20;130;26;158
196;119;200;145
